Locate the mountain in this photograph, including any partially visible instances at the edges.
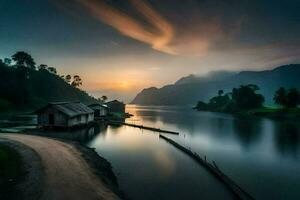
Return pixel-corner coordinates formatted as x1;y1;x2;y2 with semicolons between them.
0;63;98;112
131;64;300;105
175;71;236;85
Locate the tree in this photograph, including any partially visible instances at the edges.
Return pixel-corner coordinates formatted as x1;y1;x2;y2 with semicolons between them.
286;88;300;108
65;74;72;84
12;51;36;69
4;58;12;66
47;67;57;74
231;84;264;110
101;95;108;102
71;75;82;87
218;90;224;96
38;64;48;71
273;87;287;107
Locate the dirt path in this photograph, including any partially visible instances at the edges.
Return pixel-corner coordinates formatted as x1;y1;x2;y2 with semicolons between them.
0;134;120;200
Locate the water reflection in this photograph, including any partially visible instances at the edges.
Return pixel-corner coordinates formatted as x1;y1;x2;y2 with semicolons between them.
274;121;300;157
121;105;300;200
24;123;107;144
232;117;262;148
2;106;300;199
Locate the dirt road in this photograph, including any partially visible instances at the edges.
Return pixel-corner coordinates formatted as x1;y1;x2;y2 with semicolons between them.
0;134;120;200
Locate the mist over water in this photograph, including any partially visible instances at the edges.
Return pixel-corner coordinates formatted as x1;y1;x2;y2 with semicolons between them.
86;105;300;200
1;106;299;199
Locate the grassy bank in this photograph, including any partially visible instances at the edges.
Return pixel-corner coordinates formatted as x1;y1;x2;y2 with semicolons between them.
0;144;24;199
195;106;300;119
240;107;300;119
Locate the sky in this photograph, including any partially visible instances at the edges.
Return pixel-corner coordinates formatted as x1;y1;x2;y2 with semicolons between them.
1;0;300;102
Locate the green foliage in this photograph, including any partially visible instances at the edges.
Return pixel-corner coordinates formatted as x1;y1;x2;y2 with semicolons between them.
273;87;300;108
274;87;287;107
101;95;108;102
65;74;72;84
231;85;264;110
195;84;264;113
3;58;12;66
12;51;36;69
286;88;300;108
71;75;82;88
0;51;97;112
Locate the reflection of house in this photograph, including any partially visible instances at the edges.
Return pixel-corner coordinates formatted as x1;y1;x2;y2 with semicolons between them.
88;103;108;118
35;102;94;128
107;100;125;113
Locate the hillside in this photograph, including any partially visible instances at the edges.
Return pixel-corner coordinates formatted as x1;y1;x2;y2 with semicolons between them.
131;64;300;105
0;62;97;112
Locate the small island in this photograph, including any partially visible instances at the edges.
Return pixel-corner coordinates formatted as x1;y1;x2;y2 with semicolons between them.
194;84;300;118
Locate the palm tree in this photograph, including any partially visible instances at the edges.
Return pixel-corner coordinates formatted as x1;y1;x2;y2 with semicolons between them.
273;87;287;108
286;88;300;108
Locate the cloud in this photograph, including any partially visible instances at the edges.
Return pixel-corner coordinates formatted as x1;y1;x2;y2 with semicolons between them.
60;0;223;56
52;0;227;56
75;0;175;54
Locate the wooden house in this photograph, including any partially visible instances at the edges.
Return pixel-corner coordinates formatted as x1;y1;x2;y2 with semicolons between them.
35;102;94;128
88;103;108;118
107;100;126;113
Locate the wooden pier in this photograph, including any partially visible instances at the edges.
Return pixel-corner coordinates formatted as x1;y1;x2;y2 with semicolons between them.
108;121;179;135
159;134;255;200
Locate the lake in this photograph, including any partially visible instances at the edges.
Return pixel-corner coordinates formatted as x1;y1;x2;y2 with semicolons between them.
86;105;300;200
1;106;300;199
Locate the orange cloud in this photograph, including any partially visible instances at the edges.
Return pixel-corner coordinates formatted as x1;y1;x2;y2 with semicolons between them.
53;0;223;56
75;0;175;54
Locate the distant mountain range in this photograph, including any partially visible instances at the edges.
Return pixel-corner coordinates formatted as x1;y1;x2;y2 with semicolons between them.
131;64;300;105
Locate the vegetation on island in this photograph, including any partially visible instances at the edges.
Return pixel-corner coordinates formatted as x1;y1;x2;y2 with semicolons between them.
0;51;99;113
195;84;300;118
132;64;300;105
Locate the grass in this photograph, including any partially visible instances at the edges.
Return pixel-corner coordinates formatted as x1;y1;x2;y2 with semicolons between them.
239;107;300;118
0;144;24;199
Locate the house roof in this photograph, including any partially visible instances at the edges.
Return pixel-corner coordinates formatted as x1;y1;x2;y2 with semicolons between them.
107;100;125;105
35;102;94;117
88;103;108;108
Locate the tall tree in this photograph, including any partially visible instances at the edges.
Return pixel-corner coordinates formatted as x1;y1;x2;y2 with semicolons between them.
38;64;48;71
101;95;108;102
3;58;11;66
71;75;82;88
47;67;57;74
218;90;224;96
231;84;264;110
273;87;287;107
286;88;300;108
12;51;36;69
65;74;72;84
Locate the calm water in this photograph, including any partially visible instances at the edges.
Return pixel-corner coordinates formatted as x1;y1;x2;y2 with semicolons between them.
1;106;300;199
86;105;300;200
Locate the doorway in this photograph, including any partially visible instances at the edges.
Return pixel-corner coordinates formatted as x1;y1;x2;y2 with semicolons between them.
49;114;54;125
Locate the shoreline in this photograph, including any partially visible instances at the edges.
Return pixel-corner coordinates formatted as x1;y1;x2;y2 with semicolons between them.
194;107;300;120
68;140;128;199
0;133;126;200
0;138;44;200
